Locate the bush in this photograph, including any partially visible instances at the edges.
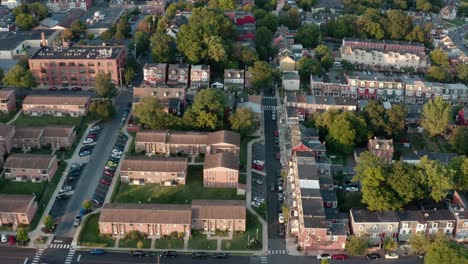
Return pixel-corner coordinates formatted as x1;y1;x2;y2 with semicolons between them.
125;230;142;240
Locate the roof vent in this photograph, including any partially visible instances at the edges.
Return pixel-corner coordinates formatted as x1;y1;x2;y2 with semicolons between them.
424;213;429;217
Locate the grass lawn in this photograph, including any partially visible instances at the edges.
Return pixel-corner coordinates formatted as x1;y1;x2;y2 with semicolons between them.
78;213;116;247
0;177;47;196
125;132;137;156
408;132;451;153
327;154;345;165
155;238;184;249
114;166;245;204
240;136;257;171
0;109;19;123
118;237;151;249
188;233;217;250
238;173;246;185
222;211;262;250
337;191;365;212
12;114;83;127
253;203;267;220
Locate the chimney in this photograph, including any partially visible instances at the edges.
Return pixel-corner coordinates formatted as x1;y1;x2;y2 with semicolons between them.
41;32;47;47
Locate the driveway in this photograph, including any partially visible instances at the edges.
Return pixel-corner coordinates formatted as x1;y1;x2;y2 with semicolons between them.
54;91;132;238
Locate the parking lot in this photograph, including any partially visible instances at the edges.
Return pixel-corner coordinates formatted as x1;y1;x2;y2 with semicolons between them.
251;141;266;208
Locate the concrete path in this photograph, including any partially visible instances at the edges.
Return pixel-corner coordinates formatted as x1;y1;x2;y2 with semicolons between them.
150;237;156;249
6;109;22;125
114;238;120;248
183;238;188;250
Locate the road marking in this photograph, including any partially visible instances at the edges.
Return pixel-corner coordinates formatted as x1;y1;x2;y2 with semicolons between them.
77;254;81;262
260;256;268;263
53;240;63;243
23;258;28;264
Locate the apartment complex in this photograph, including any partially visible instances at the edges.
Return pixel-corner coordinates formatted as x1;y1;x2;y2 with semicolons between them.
203;152;239;188
0;123;15;167
135;130;240;156
0;194;37;228
119;156;188;185
22;95;90;117
340;38;429;69
0;89;16;114
191;200;246;232
11;126;76;150
29;46;126;88
4;154;58;182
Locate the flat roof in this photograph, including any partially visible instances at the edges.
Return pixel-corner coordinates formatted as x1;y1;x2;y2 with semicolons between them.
0;30;57;51
80;7;124;29
30;46;124;60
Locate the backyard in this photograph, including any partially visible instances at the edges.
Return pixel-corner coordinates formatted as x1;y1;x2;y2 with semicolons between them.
221;211;262;250
78;213;116;247
155;238;184;249
408;132;451;153
113;165;245;204
337;191;365;212
0;109;19;123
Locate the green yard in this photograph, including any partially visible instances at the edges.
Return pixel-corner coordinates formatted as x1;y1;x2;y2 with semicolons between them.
119;237;151;249
0;109;18;123
113;166;245;204
155;238;184;249
12;114;83;127
0;177;47;196
408;132;451;153
221;211;262;250
337;191;365;212
78;213;116;247
188;233;217;250
240;136;257;171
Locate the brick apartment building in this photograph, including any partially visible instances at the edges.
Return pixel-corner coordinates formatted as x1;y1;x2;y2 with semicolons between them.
11;126;75;151
191;200;246;232
0;89;16;114
99;203;192;237
12;127;43;150
22;95;90;117
0;123;14;167
349;209;399;245
143;63;168;85
4;154;59;182
203;152;239;188
119;156;188;185
44;0;92;12
368;137;394;162
0;194;38;228
135;130;240;156
29;46;126;88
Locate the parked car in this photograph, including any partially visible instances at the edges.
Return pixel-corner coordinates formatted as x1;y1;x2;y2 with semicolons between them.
334;185;343;190
8;235;16;245
251;163;263;171
253;160;264;166
212;253;228;259
366;253;381;259
90;126;101;132
160;251;177;258
71;87;82;91
112;149;123;155
253;178;263;185
192;252;209;259
129;251;145;257
1;234;7;243
346;186;359;192
56;194;70;200
271;183;276;192
71;162;84;168
275;152;280;160
59;185;72;193
317;254;331;260
278;213;285;224
90;249;105;255
60;87;70;91
100;179;111;186
103;169;115;177
73;216;81;227
111;152;122;159
254;197;265;203
272;113;276;120
107;160;118;167
251;201;261;208
277;193;283;201
68;171;81;178
65;177;76;183
278;225;285;237
274;130;279;137
48;87;58;91
83;138;95;145
331;254;348;260
86;133;97;139
385;253;399;259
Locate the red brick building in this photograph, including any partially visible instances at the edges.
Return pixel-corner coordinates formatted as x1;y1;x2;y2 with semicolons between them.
0;90;16;114
29;46;126;88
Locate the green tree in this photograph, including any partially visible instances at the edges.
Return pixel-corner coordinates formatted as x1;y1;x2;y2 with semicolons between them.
320;259;329;264
421;96;450;137
295;24;321;48
16;227;29;243
279;8;301;29
249;61;277;91
425;240;468;264
345;236;368;256
82;200;92;211
326;112;369;154
383;238;398;251
405;25;427;43
100;30;113;41
455;63;468;83
28;2;48;20
256;12;279;32
384;104;407;138
156;16;170;33
218;0;236;10
0;68;4;85
297;57;321;80
240;47;259;66
70;20;86;39
133;31;150;57
133;97;179;129
426;66;451;82
297;0;316;11
176;8;235;63
61;29;74;41
388;161;424;204
362;101;386;136
183;88;228;130
2;65;36;89
408;234;430;253
255;26;274;56
430;48;450;67
150;33;176;63
43;215;55;232
15;13;38;30
94;72;116;98
449;127;468;155
89;100;115;121
418;156;455;202
124;68;134;85
115;19;131;40
137;19;151;33
449;156;468;191
229;107;256;136
386;10;412;40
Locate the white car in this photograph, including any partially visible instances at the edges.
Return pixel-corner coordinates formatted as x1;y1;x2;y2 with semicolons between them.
90;126;101;132
83;138;94;144
253;178;263;185
251;201;261;208
1;234;7;243
112;149;123;155
253;160;265;166
277;185;283;192
385;253;399;259
278;213;285;224
59;185;72;193
346;186;359;192
111;153;122;159
272;114;276;120
317;254;331;260
334;185;343;190
71;162;83;168
254;197;265;204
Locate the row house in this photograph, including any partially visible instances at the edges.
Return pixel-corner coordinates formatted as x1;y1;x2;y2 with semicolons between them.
166;12;189;38
349;209;399;245
224;69;253;91
288;123;327;159
451;191;468;242
0;89;16;114
191;200;246;232
132;85;186;116
283;71;300;91
99;203;192;237
167;64;189;86
0;123;15;168
310;72;349;98
397;209;457;242
4;154;59;182
120;156;188;185
203;152;239;188
368;137;394;163
405;81;468;104
273;25;296;53
22;95;91;117
135;130;240;156
189;65;210;92
0;194;37;228
45;0;92;12
139;0;166;14
12;126;76;151
143;63;210;91
340;38;429;70
345;72;406;101
286;92;357;112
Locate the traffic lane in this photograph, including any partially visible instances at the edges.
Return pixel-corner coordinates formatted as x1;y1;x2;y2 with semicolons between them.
55;92;132;237
268;254;424;264
40;247;72;264
75;251;251;264
0;247;35;264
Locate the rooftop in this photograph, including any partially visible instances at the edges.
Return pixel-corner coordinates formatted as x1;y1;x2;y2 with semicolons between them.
191;200;245;220
0;30;57;51
13;127;43;139
30;46;124;60
301;197;325;217
0;194;35;213
23;95;90;105
121;156;188;172
80;7;124;29
204;152;239;170
351;209;399;223
0;123;14;138
42;126;75;138
4;154;55;169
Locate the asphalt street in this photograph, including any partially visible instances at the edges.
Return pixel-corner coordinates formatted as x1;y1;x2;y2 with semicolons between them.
0;247;36;264
54;90;132;239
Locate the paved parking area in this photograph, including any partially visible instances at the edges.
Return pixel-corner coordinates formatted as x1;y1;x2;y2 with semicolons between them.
252;142;265;163
251;172;266;202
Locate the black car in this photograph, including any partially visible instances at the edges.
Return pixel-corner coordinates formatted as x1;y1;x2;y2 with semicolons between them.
212;253;228;259
55;194;69;200
192;252;209;259
160;251;177;258
366;253;381;259
60;87;70;91
68;170;81;177
129;251;145;257
65;177;76;183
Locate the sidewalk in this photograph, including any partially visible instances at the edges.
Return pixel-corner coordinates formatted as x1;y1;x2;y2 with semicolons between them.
6;109;22;125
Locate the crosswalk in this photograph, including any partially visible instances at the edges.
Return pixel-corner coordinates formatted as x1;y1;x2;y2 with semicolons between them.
264;96;277;100
260;256;268;264
262;105;277;110
64;247;76;264
31;248;44;264
268;249;286;255
49;243;71;249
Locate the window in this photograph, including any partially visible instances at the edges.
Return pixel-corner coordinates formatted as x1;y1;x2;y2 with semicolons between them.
432;223;438;229
317;236;321;241
447;223;453;228
463;221;468;228
359;225;364;230
373;225;378;230
305;236;309;241
402;223;409;229
388;225;393;230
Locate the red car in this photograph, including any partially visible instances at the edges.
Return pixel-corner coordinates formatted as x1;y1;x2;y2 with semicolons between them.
251;163;263;171
71;87;82;91
8;235;16;245
48;87;58;91
331;254;348;260
274;130;279;137
100;179;111;186
103;169;115;177
87;134;97;139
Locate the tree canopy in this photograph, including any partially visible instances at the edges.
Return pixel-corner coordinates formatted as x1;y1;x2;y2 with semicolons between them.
425;239;468;264
421;97;451;137
133;97;179;129
89;100;115;121
150;33;176;63
297;57;321;80
249;61;277;91
345;236;368;256
229;107;257;136
94;72;116;98
183;88;228;130
295;24;321;49
2;65;36;89
13;2;48;30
